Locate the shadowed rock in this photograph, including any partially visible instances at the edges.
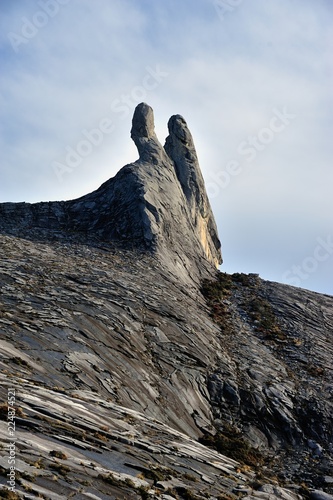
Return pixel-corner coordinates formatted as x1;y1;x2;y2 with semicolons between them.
0;234;332;498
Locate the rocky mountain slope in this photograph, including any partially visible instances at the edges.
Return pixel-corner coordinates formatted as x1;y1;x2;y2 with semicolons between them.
0;104;332;500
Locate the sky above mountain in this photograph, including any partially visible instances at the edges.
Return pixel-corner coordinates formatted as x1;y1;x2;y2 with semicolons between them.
1;0;332;295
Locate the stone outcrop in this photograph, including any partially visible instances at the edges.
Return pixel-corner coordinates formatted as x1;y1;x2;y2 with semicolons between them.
0;103;222;283
0;104;332;499
165;113;222;268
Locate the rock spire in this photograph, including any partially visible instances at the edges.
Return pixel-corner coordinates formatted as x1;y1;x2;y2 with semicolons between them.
130;102;166;163
0;103;222;282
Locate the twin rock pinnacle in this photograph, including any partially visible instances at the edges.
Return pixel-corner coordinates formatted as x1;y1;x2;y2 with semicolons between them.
0;103;222;281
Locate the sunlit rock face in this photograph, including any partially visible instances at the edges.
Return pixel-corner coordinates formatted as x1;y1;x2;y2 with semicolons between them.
0;103;222;284
164;112;222;268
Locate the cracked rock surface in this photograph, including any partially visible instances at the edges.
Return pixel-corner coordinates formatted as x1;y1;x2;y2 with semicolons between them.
0;236;332;499
0;104;332;499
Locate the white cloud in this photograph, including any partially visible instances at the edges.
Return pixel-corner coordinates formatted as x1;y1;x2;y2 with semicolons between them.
0;0;332;294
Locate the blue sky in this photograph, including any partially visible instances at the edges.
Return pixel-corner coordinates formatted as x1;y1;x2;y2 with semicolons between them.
1;0;332;295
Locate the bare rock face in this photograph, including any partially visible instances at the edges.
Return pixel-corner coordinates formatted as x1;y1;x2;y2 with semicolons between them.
0;103;222;284
165;113;221;267
130;102;166;163
0;234;332;499
1;103;332;499
128;102;222;280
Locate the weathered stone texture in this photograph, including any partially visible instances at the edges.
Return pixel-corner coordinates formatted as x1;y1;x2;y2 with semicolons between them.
0;103;222;284
0;104;332;499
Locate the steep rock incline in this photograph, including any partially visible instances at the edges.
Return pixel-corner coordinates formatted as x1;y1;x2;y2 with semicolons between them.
0;235;332;499
201;273;333;489
1;104;332;499
0;235;222;439
0;234;293;500
0;103;221;284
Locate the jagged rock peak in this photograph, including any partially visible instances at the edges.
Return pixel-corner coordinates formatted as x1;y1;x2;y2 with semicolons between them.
0;103;222;283
130;102;166;164
128;102;222;272
165;114;210;214
131;102;155;142
165;111;222;267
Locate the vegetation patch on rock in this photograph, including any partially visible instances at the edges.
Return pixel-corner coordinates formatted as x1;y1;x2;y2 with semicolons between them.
199;424;264;468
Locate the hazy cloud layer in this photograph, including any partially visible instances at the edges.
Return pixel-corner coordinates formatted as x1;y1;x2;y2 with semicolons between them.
1;0;332;294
